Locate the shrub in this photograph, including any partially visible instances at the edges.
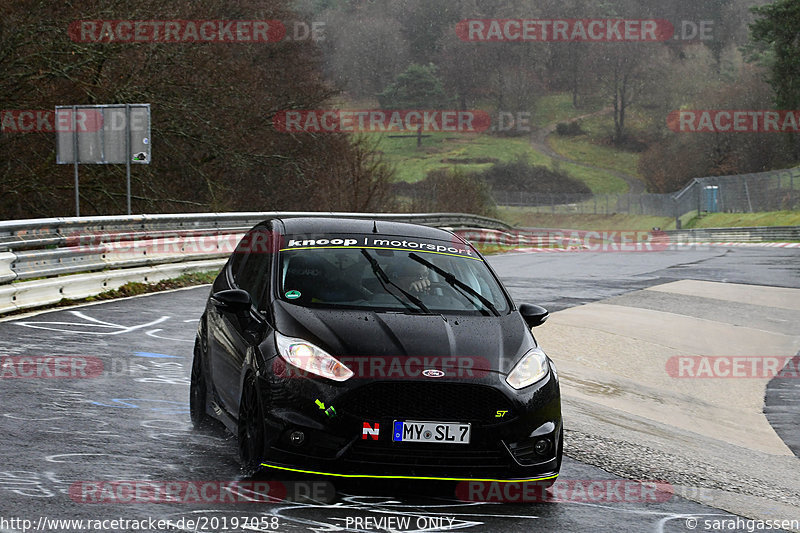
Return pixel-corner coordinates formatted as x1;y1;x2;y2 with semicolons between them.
555;121;584;136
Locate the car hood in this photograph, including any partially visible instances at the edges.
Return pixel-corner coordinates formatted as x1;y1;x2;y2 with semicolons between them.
272;300;536;374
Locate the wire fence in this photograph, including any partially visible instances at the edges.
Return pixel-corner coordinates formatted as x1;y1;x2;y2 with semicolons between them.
494;167;800;223
492;191;677;216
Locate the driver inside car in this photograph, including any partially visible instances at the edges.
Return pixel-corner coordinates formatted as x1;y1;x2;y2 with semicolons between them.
394;262;431;294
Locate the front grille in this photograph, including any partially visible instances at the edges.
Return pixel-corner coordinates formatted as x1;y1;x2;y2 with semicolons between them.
338;381;514;421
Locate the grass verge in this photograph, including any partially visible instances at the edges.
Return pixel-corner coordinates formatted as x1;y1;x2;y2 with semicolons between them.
547;111;645;182
684;211;800;228
380;134;533;183
380;133;628;193
497;208;800;232
533;93;604;127
497;209;674;230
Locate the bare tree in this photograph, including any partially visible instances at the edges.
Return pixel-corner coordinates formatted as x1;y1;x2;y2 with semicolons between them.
0;0;398;219
639;68;790;192
322;6;410;100
597;44;665;146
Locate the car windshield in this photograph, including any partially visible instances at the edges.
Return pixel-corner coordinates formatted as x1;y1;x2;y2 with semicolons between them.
278;234;510;315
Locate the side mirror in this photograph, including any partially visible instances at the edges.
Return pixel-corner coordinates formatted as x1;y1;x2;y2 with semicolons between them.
211;289;251;315
519;303;549;328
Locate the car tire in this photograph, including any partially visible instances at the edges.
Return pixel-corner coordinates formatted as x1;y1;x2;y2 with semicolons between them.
238;373;266;473
190;338;212;429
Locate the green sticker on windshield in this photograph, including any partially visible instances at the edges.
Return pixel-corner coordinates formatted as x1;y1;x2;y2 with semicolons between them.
285;290;301;300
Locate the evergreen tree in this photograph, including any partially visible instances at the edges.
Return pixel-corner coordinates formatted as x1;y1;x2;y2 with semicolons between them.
377;64;450;109
749;0;800;109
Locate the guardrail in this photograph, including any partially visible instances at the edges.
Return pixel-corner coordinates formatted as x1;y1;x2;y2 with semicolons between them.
1;212;796;316
0;212;511;252
453;226;800;251
0;212;511;314
663;225;800;243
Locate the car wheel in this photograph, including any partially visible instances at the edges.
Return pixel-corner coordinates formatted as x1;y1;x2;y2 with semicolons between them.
238;373;265;472
190;338;211;429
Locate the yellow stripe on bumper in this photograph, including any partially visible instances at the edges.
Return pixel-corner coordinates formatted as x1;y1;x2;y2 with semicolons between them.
259;463;559;483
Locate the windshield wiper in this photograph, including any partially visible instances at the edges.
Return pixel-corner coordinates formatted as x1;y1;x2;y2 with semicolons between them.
408;253;500;316
360;249;430;314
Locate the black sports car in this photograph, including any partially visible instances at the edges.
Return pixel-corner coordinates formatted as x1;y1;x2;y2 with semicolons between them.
190;216;562;483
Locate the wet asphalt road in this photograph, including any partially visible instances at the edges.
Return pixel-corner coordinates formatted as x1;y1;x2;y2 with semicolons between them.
0;245;797;533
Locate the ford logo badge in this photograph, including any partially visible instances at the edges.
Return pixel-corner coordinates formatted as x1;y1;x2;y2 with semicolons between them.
422;369;445;378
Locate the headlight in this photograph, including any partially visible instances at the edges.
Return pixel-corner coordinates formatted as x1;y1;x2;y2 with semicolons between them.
506;347;549;389
275;332;353;382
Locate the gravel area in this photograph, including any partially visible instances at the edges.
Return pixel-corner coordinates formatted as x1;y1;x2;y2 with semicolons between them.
564;429;800;507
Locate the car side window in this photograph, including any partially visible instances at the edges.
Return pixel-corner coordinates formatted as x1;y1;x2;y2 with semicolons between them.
232;226;274;310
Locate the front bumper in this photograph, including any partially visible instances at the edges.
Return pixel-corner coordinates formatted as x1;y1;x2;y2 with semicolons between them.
258;462;560;483
256;367;562;482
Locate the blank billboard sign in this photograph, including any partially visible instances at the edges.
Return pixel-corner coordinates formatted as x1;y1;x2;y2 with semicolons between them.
56;104;150;164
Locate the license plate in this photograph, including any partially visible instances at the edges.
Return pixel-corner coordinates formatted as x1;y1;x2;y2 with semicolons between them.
392;420;471;444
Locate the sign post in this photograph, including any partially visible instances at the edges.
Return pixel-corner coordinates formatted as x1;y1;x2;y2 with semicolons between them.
55;104;151;216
